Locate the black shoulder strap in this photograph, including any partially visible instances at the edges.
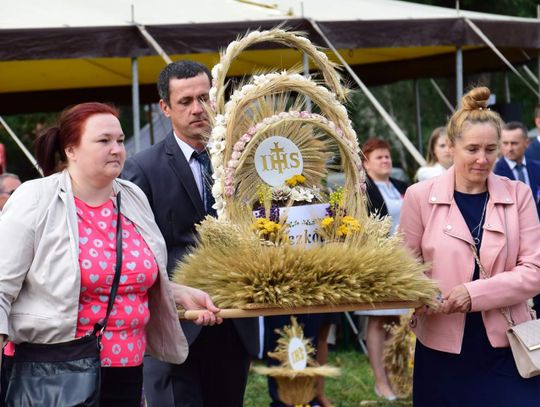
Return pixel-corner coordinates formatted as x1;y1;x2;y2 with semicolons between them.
92;191;122;336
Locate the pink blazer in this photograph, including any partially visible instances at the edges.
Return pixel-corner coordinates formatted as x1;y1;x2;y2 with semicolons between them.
400;167;540;354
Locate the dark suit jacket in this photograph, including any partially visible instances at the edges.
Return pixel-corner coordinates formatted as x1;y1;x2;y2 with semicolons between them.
493;158;540;219
365;174;408;217
526;138;540;162
122;132;259;357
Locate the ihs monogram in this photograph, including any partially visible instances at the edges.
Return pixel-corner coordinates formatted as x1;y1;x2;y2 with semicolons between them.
260;142;301;174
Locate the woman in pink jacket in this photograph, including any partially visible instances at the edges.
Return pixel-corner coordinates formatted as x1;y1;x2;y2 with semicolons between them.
400;86;540;406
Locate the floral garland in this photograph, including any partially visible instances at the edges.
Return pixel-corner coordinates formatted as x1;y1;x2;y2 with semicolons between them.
209;108;364;219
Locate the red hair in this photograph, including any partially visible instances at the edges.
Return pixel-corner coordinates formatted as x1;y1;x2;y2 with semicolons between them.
35;103;120;176
361;138;391;161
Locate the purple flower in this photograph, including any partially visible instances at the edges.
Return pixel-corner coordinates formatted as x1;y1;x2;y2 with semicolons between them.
269;204;280;223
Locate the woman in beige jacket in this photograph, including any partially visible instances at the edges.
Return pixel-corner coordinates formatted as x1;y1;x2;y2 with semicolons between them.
0;102;220;406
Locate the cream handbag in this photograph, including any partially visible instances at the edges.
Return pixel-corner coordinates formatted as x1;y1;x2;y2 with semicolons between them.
506;319;540;378
472;246;540;378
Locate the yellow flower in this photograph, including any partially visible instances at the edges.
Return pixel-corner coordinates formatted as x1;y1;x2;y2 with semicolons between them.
336;224;348;237
286;178;297;187
264;221;281;233
256;184;272;204
285;174;306;187
321;217;334;228
328;187;344;209
253;218;281;239
341;216;362;233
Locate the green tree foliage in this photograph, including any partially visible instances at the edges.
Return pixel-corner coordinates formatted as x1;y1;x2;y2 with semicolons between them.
349;0;539;178
407;0;537;18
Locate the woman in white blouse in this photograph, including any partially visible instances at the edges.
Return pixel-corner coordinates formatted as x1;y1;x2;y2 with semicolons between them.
415;127;453;182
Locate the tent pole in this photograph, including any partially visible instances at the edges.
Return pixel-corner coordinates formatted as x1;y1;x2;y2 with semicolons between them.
429;79;454;112
307;19;426;166
465;18;540;98
456;46;463;108
521;64;539;85
414;80;423;155
132;57;141;153
504;72;511;103
136;24;172;65
0;116;43;176
148;105;155;146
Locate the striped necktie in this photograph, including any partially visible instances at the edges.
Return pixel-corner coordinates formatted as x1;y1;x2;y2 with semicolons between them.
192;150;217;217
515;163;526;183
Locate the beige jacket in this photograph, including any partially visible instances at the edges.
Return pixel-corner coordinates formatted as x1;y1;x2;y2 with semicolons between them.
0;170;188;364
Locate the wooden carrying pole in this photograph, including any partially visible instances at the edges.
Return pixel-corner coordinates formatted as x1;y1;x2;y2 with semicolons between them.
179;301;422;320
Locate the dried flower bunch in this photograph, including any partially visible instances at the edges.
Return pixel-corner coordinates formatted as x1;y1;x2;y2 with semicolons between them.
173;28;437;309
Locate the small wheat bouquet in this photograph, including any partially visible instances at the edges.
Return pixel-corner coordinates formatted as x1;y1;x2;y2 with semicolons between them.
174;28;437;315
254;316;340;405
384;312;416;398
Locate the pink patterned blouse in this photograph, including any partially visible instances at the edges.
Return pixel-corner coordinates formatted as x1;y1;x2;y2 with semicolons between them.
74;197;158;367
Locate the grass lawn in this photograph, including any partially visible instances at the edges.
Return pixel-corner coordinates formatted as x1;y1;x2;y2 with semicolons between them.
244;349;411;406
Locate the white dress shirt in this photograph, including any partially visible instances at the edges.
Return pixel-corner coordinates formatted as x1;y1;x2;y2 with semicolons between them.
174;133;204;198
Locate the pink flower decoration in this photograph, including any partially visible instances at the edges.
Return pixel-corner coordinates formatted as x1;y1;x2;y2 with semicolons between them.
247;126;257;135
240;134;251;143
299;111;311;118
233;141;246;152
359;182;367;193
224;186;236;196
231;151;241;160
289;110;300;117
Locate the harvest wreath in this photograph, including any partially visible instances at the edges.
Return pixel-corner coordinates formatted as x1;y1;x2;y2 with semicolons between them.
174;28;437;318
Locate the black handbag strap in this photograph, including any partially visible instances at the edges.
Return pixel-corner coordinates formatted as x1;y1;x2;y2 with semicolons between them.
92;191;122;336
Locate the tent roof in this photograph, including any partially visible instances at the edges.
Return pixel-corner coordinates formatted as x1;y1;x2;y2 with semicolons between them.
2;0;535;28
1;0;539;114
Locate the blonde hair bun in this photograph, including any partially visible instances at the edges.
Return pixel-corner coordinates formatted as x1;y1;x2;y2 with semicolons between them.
446;86;502;143
461;86;490;111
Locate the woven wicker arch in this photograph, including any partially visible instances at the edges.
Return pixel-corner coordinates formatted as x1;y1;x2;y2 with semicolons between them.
211;28;345;114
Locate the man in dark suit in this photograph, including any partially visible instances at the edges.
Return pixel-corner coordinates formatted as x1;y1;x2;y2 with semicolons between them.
494;121;540;219
525;103;540;161
122;60;259;407
494;121;540;312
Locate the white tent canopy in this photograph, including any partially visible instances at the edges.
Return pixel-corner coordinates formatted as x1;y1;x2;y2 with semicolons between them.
1;0;535;28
